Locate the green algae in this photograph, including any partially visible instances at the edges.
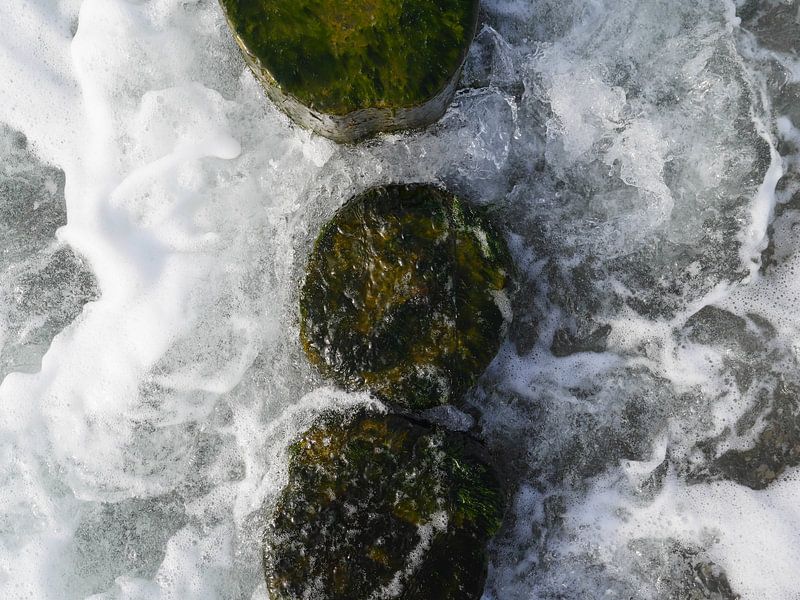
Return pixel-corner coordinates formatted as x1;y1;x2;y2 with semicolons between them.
264;410;505;600
219;0;479;116
299;184;513;410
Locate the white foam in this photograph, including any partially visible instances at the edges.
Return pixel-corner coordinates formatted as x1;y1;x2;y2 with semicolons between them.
566;470;800;599
1;0;799;598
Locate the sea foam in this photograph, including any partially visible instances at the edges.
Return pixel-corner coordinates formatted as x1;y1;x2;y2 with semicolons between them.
1;0;799;598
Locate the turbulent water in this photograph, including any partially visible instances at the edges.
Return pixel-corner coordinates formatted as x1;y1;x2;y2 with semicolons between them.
0;0;798;598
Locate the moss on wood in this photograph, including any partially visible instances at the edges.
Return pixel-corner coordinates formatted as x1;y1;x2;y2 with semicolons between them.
219;0;479;139
264;410;505;600
299;184;513;410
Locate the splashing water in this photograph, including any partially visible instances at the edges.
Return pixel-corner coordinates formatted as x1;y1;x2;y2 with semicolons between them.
0;0;798;598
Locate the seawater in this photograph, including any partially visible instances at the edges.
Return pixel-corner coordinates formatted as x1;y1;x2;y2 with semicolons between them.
0;0;798;598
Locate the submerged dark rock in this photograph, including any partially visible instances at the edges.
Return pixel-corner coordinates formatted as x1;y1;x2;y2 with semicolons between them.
72;494;187;596
218;0;479;141
0;125;99;381
264;409;505;600
677;304;800;491
299;184;513;410
628;539;740;600
682;305;760;355
1;246;98;379
550;323;611;357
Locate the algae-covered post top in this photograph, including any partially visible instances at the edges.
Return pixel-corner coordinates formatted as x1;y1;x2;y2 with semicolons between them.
264;410;505;600
219;0;480;141
299;184;513;410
